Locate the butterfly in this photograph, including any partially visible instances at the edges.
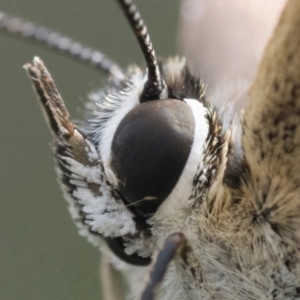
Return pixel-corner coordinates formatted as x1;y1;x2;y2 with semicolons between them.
2;1;298;299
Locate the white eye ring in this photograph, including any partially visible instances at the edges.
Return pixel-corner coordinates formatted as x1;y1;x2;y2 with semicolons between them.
155;99;209;217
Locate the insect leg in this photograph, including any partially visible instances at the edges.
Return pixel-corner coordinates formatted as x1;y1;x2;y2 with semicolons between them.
140;232;212;300
100;258;125;300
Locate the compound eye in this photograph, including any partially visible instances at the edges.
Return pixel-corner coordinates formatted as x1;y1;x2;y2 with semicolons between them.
111;99;195;217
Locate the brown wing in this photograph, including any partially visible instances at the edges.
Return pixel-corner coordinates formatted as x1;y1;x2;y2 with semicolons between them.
240;0;300;257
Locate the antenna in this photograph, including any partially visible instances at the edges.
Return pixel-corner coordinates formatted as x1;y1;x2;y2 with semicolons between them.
0;11;124;80
117;0;168;102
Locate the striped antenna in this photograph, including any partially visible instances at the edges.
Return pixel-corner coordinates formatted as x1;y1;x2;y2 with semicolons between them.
0;11;124;80
117;0;168;102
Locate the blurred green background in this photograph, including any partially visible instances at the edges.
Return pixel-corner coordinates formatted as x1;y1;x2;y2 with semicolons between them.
0;1;180;299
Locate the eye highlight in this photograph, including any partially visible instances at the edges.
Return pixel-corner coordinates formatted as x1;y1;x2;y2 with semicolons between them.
111;99;195;217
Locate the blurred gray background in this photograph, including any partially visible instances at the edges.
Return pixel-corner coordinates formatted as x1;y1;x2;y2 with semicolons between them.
0;1;180;299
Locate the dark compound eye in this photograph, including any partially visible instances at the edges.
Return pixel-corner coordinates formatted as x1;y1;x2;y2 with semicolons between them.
111;99;195;217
